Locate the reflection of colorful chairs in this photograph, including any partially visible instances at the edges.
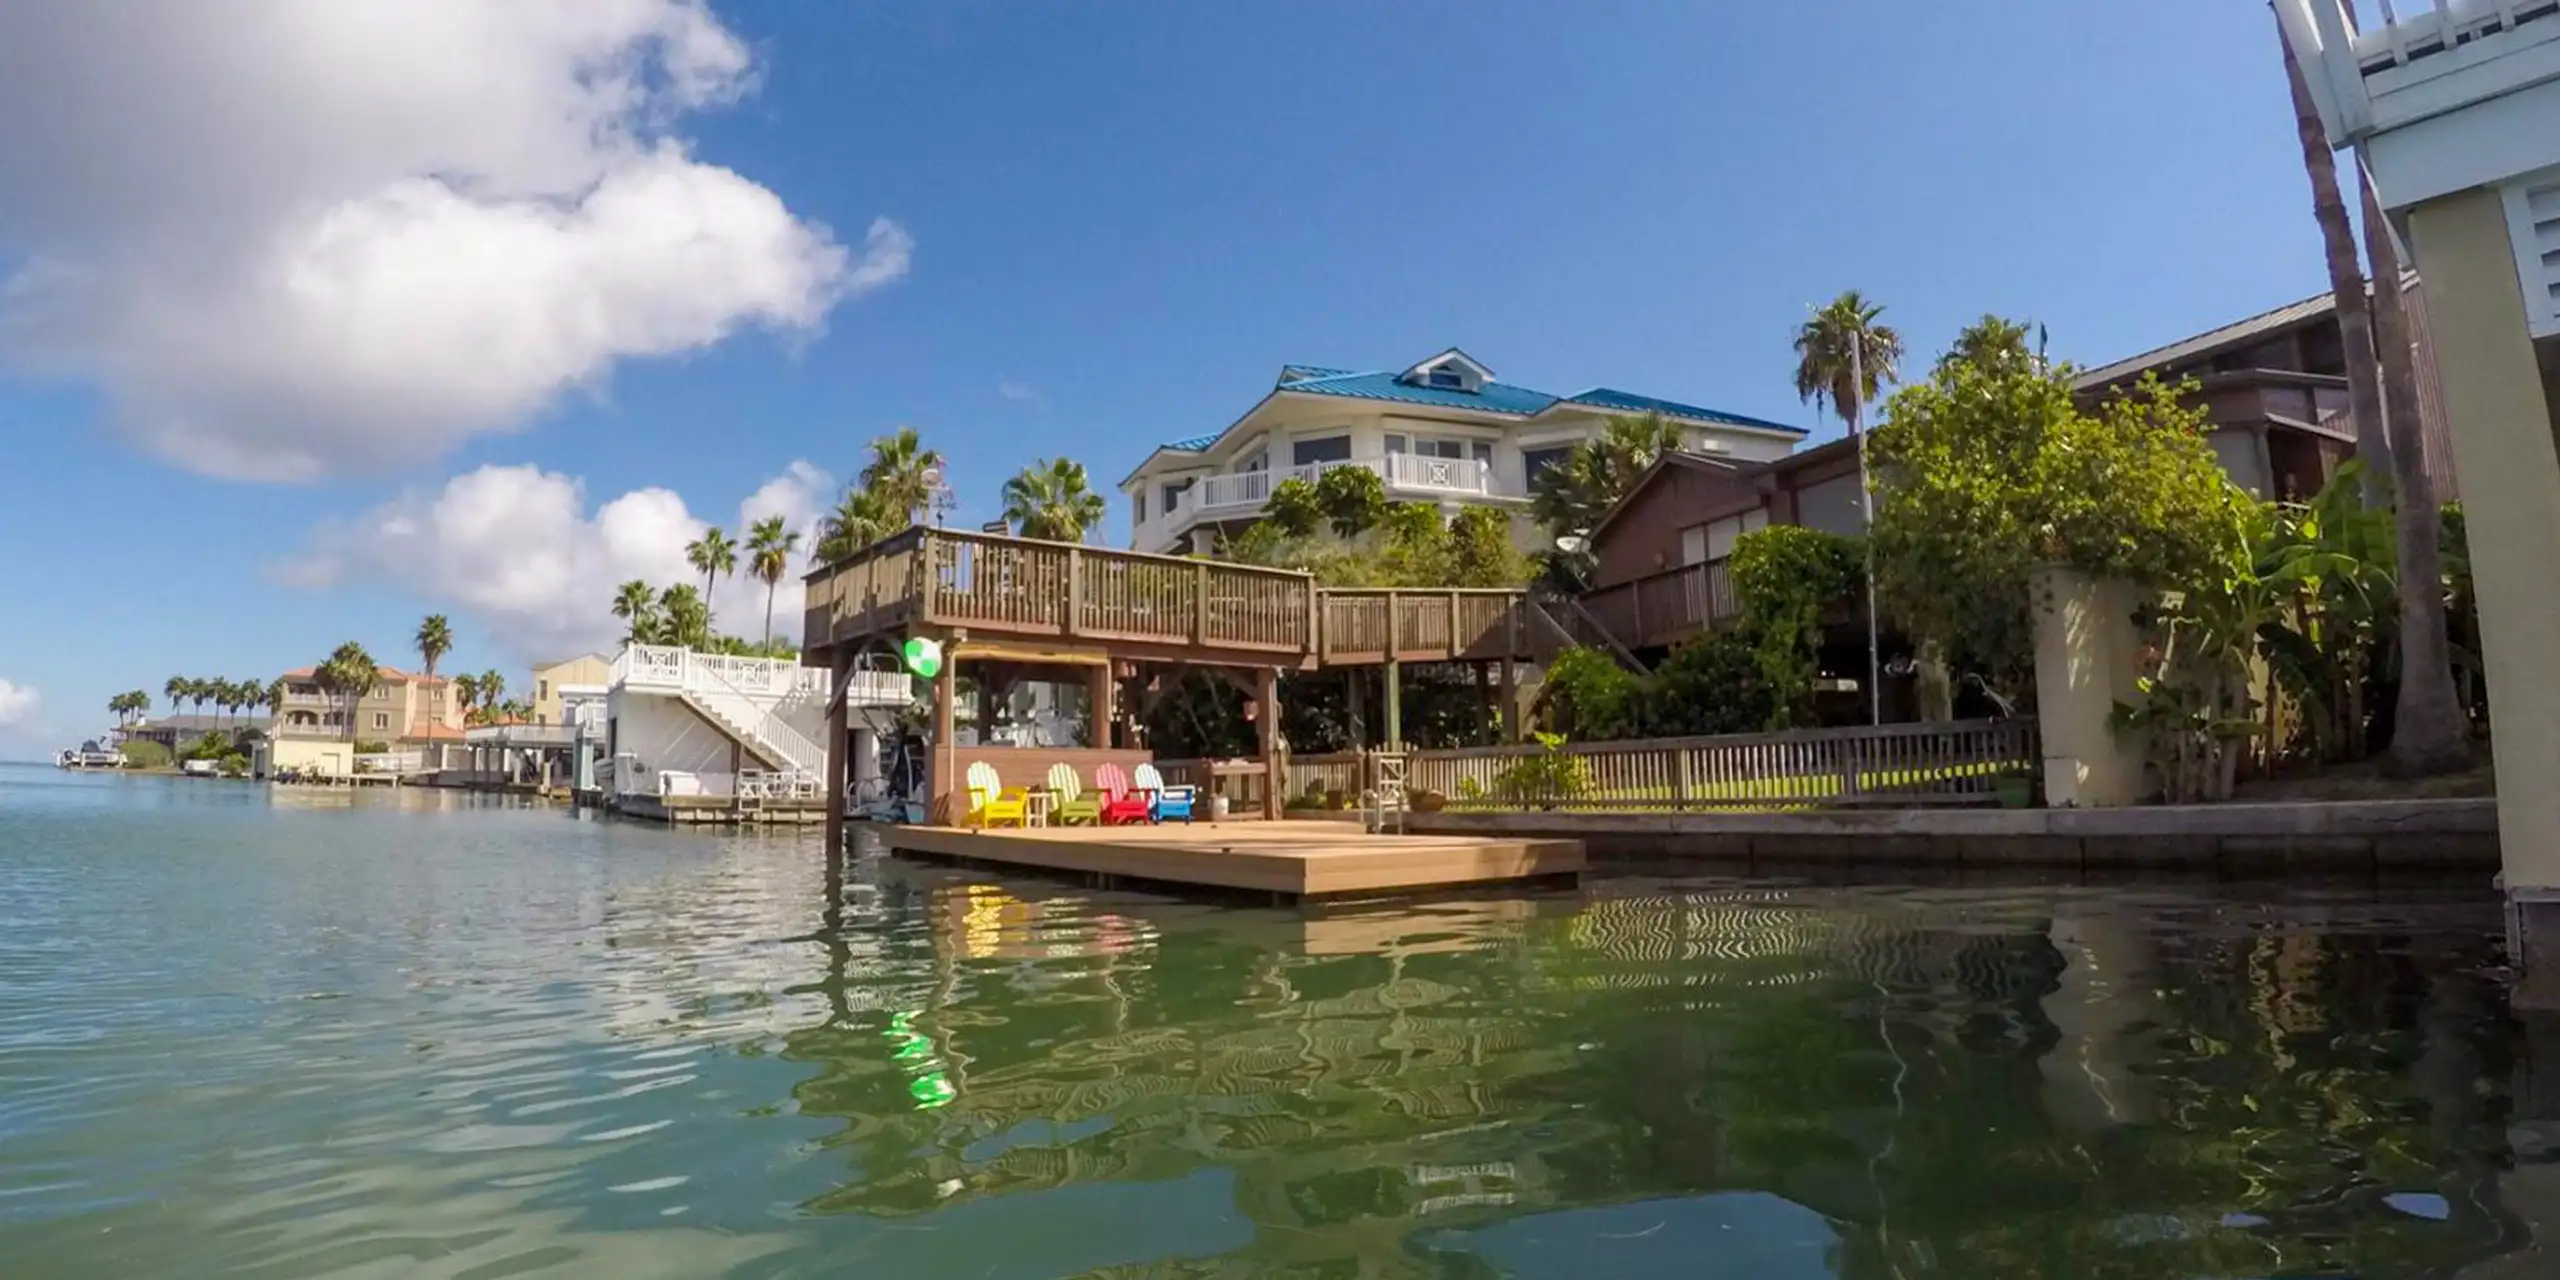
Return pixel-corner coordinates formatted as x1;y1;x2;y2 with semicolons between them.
1096;762;1154;825
964;761;1029;828
1045;762;1101;825
1137;763;1195;823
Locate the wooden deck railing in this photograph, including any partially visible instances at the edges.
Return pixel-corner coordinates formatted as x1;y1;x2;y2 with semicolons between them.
1574;559;1740;652
1314;589;1550;664
1407;719;2036;810
809;528;1571;666
807;527;1316;656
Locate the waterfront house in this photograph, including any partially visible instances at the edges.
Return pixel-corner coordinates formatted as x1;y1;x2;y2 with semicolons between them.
263;664;465;777
2071;279;2459;501
118;714;272;757
600;643;907;815
1119;349;1807;556
530;652;611;725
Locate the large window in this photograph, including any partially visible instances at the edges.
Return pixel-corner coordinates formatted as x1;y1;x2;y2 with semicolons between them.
1292;435;1352;466
1161;479;1192;513
1681;507;1769;565
1523;445;1574;490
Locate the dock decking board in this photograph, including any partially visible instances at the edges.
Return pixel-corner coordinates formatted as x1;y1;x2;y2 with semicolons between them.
878;822;1585;898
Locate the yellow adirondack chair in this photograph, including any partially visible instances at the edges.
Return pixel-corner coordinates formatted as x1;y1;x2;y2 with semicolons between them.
965;761;1029;828
1046;762;1102;825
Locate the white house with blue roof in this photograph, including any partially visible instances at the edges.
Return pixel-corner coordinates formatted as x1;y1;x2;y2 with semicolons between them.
1118;348;1806;556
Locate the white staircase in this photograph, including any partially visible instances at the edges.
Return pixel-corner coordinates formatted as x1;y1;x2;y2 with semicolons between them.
612;645;831;778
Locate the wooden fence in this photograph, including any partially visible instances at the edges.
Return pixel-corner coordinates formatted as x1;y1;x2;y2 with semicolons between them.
1406;719;2037;810
1573;559;1741;652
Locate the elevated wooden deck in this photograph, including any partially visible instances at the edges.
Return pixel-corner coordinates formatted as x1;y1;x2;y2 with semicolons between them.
879;821;1586;899
801;527;1569;670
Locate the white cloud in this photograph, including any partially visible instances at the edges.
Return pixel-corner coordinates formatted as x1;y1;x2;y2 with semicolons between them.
278;461;835;660
0;1;906;481
0;679;38;728
997;377;1042;405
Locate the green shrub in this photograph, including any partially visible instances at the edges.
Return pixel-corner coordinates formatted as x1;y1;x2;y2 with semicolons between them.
1538;647;1642;739
354;739;390;754
120;739;173;769
1489;733;1594;808
181;731;233;761
218;752;250;777
1313;465;1387;538
1650;629;1782;736
1729;525;1865;728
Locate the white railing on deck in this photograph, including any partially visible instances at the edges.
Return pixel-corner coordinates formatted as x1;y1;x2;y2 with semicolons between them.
354;750;424;774
1408;720;2038;810
611;645;830;700
1381;452;1494;494
682;658;826;775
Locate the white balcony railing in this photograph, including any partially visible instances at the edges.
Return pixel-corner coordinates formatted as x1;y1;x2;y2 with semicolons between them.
609;646;830;700
1162;454;1510;531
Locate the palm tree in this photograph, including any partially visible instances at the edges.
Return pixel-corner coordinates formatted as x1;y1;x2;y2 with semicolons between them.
686;526;738;627
2280;24;2390;506
209;679;234;733
861;425;947;525
747;515;803;644
163;677;187;723
1938;314;2036;376
813;487;897;565
452;672;481;725
1527;412;1689;540
260;678;286;736
1794;289;1904;727
1002;457;1110;543
414;614;453;715
658;584;711;650
317;643;378;749
612;578;661;645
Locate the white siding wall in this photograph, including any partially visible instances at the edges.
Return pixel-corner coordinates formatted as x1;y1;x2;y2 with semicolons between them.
609;692;740;795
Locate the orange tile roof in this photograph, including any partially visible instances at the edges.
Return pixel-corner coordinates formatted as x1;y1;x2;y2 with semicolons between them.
278;664;442;684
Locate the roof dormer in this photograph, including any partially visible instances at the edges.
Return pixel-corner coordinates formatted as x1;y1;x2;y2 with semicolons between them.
1397;348;1494;394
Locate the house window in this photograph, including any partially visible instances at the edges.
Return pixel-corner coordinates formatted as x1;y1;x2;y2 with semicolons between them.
372;712;389;731
537;680;549;700
1523;446;1574;489
1292;435;1352;467
1161;479;1192;513
1134;492;1148;523
1384;433;1408;455
1683;508;1770;565
1232;448;1267;474
1427;367;1463;389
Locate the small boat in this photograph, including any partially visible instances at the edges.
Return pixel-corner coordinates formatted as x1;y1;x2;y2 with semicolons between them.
54;739;126;769
181;759;220;777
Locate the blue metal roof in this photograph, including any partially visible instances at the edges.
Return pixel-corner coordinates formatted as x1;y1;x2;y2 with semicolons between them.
1560;388;1808;434
1151;357;1801;450
1274;370;1562;416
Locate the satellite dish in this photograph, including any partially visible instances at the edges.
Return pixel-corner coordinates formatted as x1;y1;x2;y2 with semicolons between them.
1553;534;1587;554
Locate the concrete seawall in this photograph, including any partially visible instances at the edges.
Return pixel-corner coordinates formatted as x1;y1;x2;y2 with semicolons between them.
1405;799;2498;874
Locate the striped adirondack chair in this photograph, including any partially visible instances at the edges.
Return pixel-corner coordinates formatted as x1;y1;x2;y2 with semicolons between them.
1046;762;1102;825
1135;763;1194;823
964;761;1029;828
1095;762;1154;825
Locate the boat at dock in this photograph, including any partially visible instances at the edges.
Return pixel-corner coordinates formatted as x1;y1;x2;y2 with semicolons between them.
54;738;126;769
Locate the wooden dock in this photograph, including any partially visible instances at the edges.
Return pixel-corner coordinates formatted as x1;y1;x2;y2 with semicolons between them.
879;822;1585;899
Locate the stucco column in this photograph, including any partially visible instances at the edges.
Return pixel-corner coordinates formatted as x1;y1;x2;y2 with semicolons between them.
2030;567;2149;807
2405;188;2560;992
2407;190;2560;909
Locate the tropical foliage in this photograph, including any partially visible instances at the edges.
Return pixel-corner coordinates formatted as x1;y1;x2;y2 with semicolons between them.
1526;411;1687;545
315;642;380;747
413;614;453;708
1867;354;2247;705
686;525;737;625
107;690;150;724
747;515;802;644
1224;499;1530;590
1729;525;1867;728
809;426;948;566
1792;290;1903;432
1001;458;1108;543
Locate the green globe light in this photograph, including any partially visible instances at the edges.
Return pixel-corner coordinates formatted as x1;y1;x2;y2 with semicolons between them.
902;636;943;678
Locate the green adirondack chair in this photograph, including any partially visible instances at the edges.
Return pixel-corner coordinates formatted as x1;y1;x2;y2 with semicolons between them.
1046;762;1102;825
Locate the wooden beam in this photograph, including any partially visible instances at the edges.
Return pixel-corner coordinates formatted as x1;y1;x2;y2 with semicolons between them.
931;654;958;825
1257;665;1281;820
1087;663;1114;750
824;648;851;856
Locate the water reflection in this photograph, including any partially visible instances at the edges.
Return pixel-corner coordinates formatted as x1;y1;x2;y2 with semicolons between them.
791;850;2534;1278
0;766;2542;1278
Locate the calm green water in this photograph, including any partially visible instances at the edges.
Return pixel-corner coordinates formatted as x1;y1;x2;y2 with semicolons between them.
0;763;2544;1278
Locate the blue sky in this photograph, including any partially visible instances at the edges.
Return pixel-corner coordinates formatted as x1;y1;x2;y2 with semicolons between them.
0;0;2332;754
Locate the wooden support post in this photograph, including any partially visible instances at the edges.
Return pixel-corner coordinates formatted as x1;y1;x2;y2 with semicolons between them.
1501;600;1521;742
1064;547;1084;636
1346;668;1367;748
1257;665;1281;821
932;654;958;825
824;649;851;855
1191;561;1209;645
1385;659;1403;749
1087;662;1113;750
1474;661;1493;746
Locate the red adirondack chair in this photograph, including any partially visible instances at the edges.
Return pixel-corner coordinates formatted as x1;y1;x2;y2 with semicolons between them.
1096;761;1155;825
